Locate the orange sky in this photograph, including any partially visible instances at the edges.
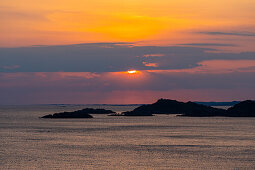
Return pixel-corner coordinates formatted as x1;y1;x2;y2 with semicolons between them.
1;0;255;49
1;0;255;104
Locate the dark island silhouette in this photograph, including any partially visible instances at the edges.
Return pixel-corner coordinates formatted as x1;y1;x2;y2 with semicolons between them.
41;99;255;118
119;99;255;117
120;99;225;116
41;108;115;118
226;100;255;117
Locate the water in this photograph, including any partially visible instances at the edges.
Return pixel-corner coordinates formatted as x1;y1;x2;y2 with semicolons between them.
1;105;255;169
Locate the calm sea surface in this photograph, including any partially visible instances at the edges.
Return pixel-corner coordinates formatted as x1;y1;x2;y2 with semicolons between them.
0;105;255;169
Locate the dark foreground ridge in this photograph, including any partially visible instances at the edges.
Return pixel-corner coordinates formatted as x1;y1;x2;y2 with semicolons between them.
120;99;255;117
41;108;115;118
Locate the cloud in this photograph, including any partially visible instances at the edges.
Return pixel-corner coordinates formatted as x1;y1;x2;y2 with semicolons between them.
197;31;255;37
34;72;100;79
142;62;158;67
0;68;255;104
177;43;236;47
1;65;20;70
1;58;255;104
147;60;255;74
143;54;165;57
1;42;255;73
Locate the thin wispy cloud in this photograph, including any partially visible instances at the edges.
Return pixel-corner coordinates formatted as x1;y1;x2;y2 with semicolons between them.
197;31;255;37
178;43;236;47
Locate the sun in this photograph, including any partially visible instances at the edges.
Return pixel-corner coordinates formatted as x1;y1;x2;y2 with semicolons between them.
127;70;137;74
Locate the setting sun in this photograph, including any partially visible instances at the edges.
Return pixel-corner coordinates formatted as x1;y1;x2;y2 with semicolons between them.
127;70;137;74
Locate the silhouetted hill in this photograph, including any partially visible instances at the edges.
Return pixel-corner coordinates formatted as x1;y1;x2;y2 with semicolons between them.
121;99;255;117
227;100;255;117
121;99;225;117
41;108;115;118
40;99;255;118
179;101;226;117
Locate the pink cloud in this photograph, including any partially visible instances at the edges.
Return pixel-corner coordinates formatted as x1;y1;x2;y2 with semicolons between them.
34;72;100;79
143;54;165;58
55;72;100;79
2;65;20;69
147;60;255;74
142;62;158;67
198;60;255;73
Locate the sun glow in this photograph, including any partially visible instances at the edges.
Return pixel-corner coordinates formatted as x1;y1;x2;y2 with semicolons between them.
127;70;137;74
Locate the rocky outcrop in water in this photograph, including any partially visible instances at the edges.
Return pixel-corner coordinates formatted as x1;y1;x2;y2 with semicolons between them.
121;99;225;117
226;100;255;117
41;108;115;118
123;99;255;117
41;99;255;118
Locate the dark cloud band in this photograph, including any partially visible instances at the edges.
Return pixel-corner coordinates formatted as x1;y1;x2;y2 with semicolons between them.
1;42;255;72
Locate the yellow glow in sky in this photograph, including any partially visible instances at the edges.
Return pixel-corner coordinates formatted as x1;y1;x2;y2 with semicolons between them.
0;0;255;47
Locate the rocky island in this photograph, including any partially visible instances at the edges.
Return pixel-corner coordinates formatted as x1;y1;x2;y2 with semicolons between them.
120;99;225;116
226;100;255;117
119;99;255;117
41;99;255;118
123;99;225;116
41;108;115;118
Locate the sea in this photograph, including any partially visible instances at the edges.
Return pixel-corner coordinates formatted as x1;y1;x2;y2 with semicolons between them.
0;104;255;169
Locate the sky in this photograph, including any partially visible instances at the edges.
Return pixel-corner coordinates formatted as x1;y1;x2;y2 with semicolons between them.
0;0;255;104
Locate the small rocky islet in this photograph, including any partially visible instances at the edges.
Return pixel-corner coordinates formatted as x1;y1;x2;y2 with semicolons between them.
41;108;115;118
41;99;255;118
